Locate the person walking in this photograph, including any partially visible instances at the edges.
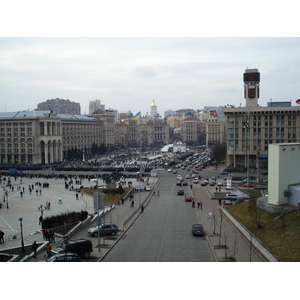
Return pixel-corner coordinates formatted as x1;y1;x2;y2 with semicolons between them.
45;243;51;257
200;201;203;210
0;230;4;244
58;196;62;204
32;241;38;258
141;205;144;213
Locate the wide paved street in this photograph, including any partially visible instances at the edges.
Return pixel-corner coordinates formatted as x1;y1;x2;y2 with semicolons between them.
103;170;213;262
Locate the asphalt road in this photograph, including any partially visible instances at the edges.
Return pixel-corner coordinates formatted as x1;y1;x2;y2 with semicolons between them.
102;170;215;262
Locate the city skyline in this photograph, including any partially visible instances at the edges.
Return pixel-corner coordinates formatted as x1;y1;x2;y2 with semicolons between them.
1;37;299;116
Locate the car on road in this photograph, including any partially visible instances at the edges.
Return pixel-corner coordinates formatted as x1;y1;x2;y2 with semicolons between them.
51;238;93;258
176;181;182;186
177;189;184;195
192;224;205;236
185;195;193;202
46;252;82;262
219;171;228;175
88;223;119;237
217;181;223;186
182;181;188;186
193;178;199;183
209;180;216;186
185;175;190;179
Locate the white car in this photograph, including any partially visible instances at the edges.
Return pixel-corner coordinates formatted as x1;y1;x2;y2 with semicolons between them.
185;175;190;179
217;181;223;186
146;186;151;191
193;178;199;183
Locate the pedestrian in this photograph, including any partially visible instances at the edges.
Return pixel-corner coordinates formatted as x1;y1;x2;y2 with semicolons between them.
121;198;124;205
45;243;51;257
219;198;221;205
0;230;4;244
192;200;195;208
197;202;200;209
76;193;79;200
42;228;47;240
32;241;38;258
141;205;144;213
58;196;62;204
48;201;51;209
39;215;43;225
131;200;134;207
200;201;203;210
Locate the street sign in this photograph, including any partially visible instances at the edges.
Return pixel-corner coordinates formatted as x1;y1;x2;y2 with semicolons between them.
208;211;213;217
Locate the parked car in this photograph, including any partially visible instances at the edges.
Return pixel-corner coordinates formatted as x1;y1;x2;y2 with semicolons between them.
217;181;223;186
177;189;184;195
192;224;205;236
193;178;199;183
209;180;216;186
145;186;152;191
223;200;233;205
243;183;257;188
226;194;241;200
88;223;119;237
46;252;82;262
185;195;193;202
51;239;93;258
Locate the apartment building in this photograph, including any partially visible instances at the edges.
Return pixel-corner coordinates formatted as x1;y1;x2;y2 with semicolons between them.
37;98;81;115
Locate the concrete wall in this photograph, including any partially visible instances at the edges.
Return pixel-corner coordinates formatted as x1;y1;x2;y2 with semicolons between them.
268;143;300;206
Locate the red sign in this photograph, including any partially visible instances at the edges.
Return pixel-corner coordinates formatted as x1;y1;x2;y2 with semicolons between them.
296;99;300;104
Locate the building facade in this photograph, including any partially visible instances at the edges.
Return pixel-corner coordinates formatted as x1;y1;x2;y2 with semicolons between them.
223;68;300;169
0;110;103;165
37;98;81;115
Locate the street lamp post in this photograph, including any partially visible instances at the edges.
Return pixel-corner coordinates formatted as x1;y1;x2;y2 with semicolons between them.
19;217;25;253
243;116;250;191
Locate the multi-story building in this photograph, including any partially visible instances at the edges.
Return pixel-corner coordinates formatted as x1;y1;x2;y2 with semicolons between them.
90;109;115;149
181;113;203;147
37;98;81;115
0;110;103;165
223;68;300;169
89;99;105;115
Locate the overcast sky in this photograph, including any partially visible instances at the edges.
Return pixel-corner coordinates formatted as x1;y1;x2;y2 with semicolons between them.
1;2;299;117
1;37;299;116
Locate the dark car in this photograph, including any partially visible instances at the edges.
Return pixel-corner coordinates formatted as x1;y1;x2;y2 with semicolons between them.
192;224;205;236
88;223;118;237
51;238;93;258
177;189;184;195
46;252;82;262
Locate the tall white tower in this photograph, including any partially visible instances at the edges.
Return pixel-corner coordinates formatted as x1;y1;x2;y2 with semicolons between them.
243;69;260;108
150;100;158;117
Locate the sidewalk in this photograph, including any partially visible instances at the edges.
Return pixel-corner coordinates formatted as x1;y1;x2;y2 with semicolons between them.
0;174;157;261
